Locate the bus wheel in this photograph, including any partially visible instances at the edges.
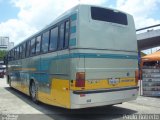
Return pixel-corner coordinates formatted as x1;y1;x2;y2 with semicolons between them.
30;81;38;103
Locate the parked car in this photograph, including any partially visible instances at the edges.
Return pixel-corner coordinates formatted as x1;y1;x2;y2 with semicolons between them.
0;69;4;78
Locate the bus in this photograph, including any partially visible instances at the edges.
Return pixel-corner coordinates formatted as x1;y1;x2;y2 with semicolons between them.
5;5;139;109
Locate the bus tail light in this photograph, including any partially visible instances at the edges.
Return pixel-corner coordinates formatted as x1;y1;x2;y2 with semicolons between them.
80;94;86;97
75;72;85;87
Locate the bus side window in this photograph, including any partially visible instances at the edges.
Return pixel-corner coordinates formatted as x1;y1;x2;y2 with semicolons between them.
49;27;58;51
22;42;26;58
8;52;11;61
35;35;41;54
30;38;36;56
26;40;31;57
4;56;7;65
14;48;16;60
58;20;70;50
42;31;49;53
16;47;20;60
64;20;70;49
11;50;14;60
19;45;22;59
58;23;65;50
9;51;11;61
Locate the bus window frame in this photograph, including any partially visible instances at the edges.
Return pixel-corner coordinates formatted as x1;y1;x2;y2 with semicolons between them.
41;30;50;53
64;20;70;49
19;45;23;59
7;18;70;60
14;48;16;60
35;35;42;55
58;22;65;50
57;19;70;51
12;49;15;60
7;51;11;61
22;42;26;59
16;47;20;60
9;50;13;61
26;40;31;58
30;38;36;56
49;26;58;52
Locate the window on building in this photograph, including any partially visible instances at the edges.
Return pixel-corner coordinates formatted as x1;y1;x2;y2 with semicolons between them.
42;31;49;53
49;27;58;51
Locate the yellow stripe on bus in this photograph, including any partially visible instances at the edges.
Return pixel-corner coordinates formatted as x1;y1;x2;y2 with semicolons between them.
10;77;136;109
38;79;70;109
70;77;136;90
13;68;36;71
11;82;30;95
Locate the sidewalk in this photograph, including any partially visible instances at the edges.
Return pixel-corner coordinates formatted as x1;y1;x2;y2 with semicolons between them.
129;95;160;108
0;76;8;87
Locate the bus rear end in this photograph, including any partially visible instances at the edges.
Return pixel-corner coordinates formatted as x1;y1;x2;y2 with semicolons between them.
69;5;138;109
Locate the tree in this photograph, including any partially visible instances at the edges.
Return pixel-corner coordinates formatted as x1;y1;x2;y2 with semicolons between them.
0;50;7;61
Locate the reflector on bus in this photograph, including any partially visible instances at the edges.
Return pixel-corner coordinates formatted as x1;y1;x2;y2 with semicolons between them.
75;72;85;87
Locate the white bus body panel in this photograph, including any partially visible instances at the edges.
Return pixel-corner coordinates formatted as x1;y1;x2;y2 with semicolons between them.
77;5;137;51
69;5;138;109
70;88;138;109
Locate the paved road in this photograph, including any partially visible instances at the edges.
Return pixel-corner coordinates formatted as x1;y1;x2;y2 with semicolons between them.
0;77;160;120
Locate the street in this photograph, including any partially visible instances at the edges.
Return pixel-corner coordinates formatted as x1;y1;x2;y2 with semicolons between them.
0;77;160;120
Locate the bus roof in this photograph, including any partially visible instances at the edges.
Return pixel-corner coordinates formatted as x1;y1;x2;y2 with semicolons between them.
10;4;130;51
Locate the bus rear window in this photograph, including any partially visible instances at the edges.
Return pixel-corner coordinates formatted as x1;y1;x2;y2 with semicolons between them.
91;7;128;25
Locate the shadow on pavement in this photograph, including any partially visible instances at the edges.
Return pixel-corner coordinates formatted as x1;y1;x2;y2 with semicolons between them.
5;87;138;120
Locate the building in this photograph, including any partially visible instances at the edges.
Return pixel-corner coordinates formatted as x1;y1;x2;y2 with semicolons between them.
9;42;14;50
0;36;14;51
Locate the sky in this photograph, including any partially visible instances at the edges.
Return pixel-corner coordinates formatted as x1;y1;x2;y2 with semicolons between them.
0;0;160;53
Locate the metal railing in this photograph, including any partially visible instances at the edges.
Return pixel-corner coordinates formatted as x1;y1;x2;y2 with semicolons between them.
136;24;160;31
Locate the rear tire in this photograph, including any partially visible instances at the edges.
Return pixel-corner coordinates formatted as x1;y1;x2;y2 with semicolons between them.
30;81;38;103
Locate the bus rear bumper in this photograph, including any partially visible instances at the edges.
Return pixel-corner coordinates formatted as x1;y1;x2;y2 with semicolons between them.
70;86;138;109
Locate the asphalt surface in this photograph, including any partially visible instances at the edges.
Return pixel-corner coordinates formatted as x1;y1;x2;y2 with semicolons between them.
0;77;160;120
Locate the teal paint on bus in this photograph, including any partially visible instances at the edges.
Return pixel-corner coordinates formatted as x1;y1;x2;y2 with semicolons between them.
70;13;77;21
50;53;138;60
69;38;76;46
70;26;76;33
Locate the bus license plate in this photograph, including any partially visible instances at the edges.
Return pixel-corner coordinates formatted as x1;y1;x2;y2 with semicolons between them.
109;78;119;84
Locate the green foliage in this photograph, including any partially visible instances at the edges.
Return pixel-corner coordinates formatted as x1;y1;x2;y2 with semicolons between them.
0;50;7;60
